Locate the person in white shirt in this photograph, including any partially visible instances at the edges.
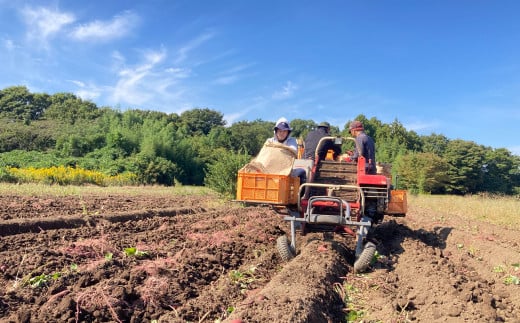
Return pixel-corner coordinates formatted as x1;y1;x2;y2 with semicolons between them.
265;117;298;152
265;117;305;183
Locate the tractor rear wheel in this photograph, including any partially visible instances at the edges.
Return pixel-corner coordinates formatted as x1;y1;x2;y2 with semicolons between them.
353;241;376;273
276;235;295;261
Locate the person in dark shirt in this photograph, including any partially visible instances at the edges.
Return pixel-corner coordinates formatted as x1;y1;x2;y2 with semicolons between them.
349;120;376;174
303;122;341;161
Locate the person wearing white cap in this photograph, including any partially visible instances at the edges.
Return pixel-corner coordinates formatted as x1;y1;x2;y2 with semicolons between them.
265;117;298;152
265;117;305;183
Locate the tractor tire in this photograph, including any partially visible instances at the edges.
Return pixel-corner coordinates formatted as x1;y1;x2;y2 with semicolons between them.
276;235;295;262
353;241;376;273
300;223;308;236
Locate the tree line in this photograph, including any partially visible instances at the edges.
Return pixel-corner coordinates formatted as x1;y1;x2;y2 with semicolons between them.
1;85;519;196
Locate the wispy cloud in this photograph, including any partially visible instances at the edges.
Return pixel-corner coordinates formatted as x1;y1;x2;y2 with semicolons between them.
109;48;170;106
69;80;102;101
272;81;298;100
214;63;255;85
214;75;239;85
508;146;520;156
21;6;75;45
3;38;15;51
223;63;255;75
404;120;440;133
69;80;85;87
223;111;247;125
174;31;216;64
70;10;139;42
165;67;191;79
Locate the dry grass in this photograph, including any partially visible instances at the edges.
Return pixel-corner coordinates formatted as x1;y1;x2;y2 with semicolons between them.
0;183;213;197
132;257;180;276
61;235;115;259
409;194;519;229
75;283;125;323
136;276;170;308
186;231;234;247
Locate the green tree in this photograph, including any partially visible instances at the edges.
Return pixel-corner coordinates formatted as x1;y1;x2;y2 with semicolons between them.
171;137;205;185
343;116;409;164
481;148;517;194
0;86;50;122
374;119;422;163
394;152;450;193
444;140;487;194
228;119;273;155
54;120;106;157
288;118;316;139
511;154;520;195
179;108;226;136
342;115;381;138
421;133;449;156
44;93;100;124
206;126;233;151
0;119;57;152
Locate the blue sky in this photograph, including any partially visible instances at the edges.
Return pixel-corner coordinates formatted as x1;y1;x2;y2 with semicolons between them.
1;1;519;155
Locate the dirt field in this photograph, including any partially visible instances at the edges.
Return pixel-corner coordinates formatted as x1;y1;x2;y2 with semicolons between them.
0;189;519;322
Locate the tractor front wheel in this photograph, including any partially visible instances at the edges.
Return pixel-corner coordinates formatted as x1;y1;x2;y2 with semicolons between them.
276;235;295;261
353;241;376;273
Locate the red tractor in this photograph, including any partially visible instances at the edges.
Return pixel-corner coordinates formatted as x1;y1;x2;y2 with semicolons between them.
236;137;406;273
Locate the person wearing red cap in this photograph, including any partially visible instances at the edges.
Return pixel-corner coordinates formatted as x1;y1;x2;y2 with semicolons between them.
349;120;376;174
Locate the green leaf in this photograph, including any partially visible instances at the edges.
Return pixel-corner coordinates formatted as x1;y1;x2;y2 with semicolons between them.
124;247;137;256
104;252;113;261
29;274;49;288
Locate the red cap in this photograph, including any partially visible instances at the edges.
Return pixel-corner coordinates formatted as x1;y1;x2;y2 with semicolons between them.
349;120;364;131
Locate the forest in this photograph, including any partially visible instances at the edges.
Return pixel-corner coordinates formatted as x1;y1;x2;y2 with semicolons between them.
1;85;519;196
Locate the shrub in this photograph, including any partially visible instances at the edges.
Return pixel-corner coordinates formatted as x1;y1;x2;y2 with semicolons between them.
4;166;136;186
131;155;180;186
205;150;251;197
0;167;16;183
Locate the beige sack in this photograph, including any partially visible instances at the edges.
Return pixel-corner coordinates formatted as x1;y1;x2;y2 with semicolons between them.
239;142;296;175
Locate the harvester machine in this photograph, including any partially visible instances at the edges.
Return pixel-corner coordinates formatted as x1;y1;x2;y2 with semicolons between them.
236;136;407;273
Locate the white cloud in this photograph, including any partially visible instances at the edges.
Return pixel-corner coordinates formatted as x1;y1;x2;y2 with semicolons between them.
404;120;440;133
21;6;75;44
224;111;248;125
112;50;125;63
3;38;15;51
110;48;170;106
165;67;191;79
508;146;520;156
76;88;101;101
69;80;85;87
69;80;101;101
143;50;165;66
70;11;139;41
174;31;216;64
214;63;255;85
223;63;254;75
110;50;126;73
215;75;239;85
272;81;298;100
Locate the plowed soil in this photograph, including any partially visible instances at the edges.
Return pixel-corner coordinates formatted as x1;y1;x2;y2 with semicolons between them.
0;188;519;323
